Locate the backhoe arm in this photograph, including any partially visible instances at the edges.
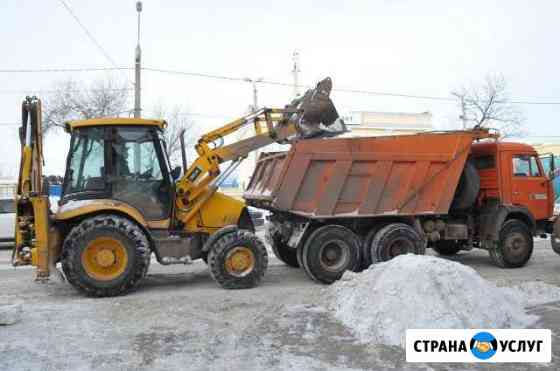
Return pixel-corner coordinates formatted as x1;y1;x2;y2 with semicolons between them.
12;97;56;281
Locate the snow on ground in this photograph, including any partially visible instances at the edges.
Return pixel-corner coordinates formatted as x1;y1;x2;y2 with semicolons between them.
324;254;550;347
509;281;560;307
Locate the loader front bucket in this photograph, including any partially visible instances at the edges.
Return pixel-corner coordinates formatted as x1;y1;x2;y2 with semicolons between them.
285;77;347;140
551;217;560;255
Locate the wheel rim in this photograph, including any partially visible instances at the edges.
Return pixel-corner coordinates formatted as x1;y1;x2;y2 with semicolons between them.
225;246;255;277
81;237;129;281
504;232;529;262
384;237;413;260
319;240;350;272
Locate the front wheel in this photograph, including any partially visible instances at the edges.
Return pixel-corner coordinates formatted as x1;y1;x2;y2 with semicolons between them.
208;230;268;289
489;219;533;268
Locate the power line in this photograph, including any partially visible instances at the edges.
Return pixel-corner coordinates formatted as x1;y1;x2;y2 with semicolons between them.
3;65;560;105
142;67;560;105
58;0;120;69
0;67;131;73
0;88;133;95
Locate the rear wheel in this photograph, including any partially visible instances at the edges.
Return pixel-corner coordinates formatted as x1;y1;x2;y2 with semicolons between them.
61;215;151;297
431;240;462;256
270;236;299;268
371;223;425;262
489;219;533;268
208;230;268;289
361;223;388;269
301;225;361;284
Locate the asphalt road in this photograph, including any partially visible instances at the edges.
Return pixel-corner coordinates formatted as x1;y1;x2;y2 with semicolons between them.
1;237;560;371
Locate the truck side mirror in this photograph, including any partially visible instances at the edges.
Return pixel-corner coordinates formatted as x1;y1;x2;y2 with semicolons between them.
550;154;557;179
171;166;181;181
540;153;556;179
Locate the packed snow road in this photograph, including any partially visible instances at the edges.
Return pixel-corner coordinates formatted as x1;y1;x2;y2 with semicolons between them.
1;237;560;371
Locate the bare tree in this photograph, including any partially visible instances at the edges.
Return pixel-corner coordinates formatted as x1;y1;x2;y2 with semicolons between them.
43;78;130;133
452;74;526;138
151;105;198;167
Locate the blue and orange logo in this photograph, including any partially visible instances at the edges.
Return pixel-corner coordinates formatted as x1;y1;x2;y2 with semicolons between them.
470;332;498;360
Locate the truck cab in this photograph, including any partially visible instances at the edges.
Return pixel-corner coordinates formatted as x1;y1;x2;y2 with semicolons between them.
471;141;554;225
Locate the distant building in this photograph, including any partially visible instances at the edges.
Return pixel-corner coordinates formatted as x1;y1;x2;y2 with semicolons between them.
341;111;433;137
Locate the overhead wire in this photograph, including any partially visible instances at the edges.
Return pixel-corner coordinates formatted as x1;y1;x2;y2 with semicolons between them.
2;66;560;105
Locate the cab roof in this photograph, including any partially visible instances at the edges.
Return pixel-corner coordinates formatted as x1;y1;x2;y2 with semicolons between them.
65;118;167;131
471;140;537;154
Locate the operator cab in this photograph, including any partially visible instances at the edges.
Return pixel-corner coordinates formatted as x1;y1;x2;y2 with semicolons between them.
61;119;176;221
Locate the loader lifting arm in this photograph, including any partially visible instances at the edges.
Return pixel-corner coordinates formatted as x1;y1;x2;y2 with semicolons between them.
174;77;346;225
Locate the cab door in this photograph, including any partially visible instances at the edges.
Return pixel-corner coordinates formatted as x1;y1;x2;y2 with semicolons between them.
109;126;173;221
510;153;552;220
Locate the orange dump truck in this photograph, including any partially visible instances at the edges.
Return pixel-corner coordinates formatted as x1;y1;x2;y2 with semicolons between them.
244;128;560;283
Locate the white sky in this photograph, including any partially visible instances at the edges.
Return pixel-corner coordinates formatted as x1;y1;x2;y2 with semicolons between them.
1;0;560;176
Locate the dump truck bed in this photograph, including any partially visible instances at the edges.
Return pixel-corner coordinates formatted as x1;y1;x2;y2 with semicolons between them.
244;130;493;219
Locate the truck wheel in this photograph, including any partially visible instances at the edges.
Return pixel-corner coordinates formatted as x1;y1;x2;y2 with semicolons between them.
431;240;462;256
371;223;425;262
270;236;299;268
451;161;480;210
208;230;268;289
61;215;151;297
489;219;533;268
361;223;388;269
301;225;361;284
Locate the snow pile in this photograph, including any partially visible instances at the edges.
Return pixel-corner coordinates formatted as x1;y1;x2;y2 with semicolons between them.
325;254;538;347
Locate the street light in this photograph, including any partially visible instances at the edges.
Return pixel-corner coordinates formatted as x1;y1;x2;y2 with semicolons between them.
134;1;143;118
244;77;263;113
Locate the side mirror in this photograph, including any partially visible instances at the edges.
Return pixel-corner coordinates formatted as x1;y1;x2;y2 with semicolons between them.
171;166;181;181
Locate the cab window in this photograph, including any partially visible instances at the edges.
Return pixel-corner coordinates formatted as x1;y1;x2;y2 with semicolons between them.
513;155;541;177
64;127;106;194
473;155;495;170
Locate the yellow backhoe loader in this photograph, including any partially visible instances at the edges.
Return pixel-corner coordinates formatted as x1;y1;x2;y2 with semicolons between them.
12;78;345;297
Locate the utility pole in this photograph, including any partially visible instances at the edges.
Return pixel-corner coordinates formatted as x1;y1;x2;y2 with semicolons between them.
134;1;142;118
292;50;300;98
452;91;467;129
292;50;300;99
244;77;263;112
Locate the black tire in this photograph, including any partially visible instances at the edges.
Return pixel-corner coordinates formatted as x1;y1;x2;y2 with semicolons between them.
270;236;299;268
371;223;425;262
201;251;208;264
489;219;533;268
208;229;268;289
431;240;462;256
361;223;388;269
61;215;151;297
301;225;361;284
451;161;480;210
